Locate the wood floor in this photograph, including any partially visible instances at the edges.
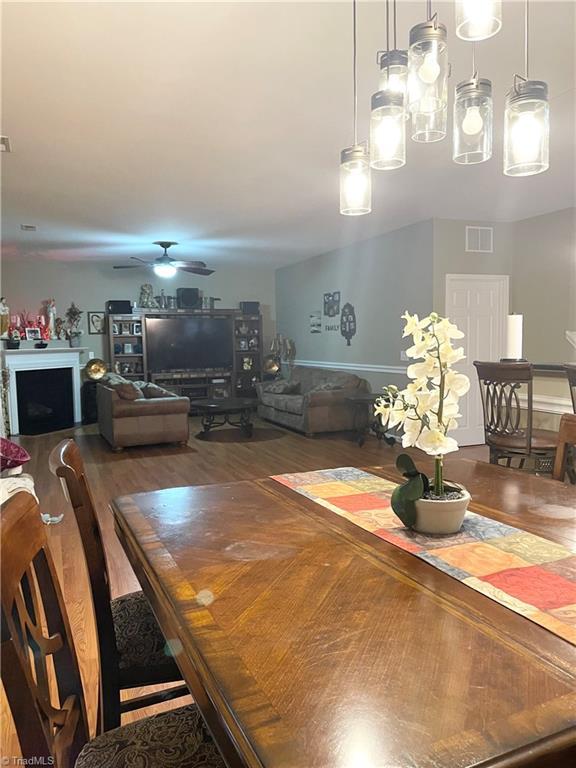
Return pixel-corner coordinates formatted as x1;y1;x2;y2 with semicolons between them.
0;419;488;759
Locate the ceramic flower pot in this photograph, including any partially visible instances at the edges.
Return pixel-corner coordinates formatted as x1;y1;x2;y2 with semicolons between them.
413;484;470;534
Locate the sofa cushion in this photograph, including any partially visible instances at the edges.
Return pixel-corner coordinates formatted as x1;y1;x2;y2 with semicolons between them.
141;383;172;399
310;382;343;392
112;397;191;418
262;380;301;395
109;381;141;400
289;366;362;394
261;392;304;415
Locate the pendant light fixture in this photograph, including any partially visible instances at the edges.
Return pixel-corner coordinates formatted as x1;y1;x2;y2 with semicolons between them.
408;1;449;143
340;0;371;215
377;0;408;106
453;45;493;164
370;0;406;170
504;0;549;176
455;0;502;42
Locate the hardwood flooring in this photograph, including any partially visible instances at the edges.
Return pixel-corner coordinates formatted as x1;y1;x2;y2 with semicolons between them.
0;419;487;759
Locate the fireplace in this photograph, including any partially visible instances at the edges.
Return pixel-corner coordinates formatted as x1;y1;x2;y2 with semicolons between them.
16;368;74;435
3;348;85;436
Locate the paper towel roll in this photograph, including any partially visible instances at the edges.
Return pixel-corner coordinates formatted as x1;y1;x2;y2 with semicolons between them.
505;314;523;360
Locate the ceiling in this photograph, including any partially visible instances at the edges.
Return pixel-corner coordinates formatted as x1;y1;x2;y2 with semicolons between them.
2;1;575;267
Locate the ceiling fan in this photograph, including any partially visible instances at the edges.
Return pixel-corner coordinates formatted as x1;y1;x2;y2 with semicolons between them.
113;241;214;278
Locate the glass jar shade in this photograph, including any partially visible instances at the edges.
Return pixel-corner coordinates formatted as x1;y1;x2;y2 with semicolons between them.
370;92;406;170
455;0;502;41
504;81;549;177
340;146;372;215
453;79;493;164
408;22;449;142
378;50;408;110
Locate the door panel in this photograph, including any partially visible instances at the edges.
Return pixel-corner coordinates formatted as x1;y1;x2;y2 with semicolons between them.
445;275;509;446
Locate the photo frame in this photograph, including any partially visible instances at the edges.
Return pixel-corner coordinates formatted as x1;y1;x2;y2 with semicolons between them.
123;342;134;354
133;322;142;335
112;322;120;336
88;311;106;335
25;327;42;341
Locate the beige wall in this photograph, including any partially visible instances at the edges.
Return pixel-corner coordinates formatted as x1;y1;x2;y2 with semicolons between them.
0;259;276;359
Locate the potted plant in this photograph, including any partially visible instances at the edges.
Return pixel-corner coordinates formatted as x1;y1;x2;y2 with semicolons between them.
375;311;471;534
64;302;84;348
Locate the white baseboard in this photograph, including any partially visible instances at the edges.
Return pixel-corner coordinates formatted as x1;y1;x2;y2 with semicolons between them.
293;359;407;375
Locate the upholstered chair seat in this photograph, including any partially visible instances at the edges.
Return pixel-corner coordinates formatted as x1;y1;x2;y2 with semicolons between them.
75;705;225;768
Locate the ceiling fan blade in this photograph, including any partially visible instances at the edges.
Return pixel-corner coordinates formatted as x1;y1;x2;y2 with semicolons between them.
130;256;151;264
178;266;215;276
170;260;208;269
113;265;141;269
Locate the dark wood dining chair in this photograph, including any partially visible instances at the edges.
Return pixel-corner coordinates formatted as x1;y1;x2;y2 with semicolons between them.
565;364;576;413
552;413;576;483
48;439;187;733
473;361;558;472
1;491;225;768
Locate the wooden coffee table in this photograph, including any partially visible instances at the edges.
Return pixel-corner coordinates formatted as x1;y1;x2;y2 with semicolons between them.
190;397;257;438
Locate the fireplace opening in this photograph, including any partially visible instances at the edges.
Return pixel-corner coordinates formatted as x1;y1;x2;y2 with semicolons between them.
16;368;74;435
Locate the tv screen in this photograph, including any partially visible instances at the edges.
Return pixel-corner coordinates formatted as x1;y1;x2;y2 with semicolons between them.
146;316;233;372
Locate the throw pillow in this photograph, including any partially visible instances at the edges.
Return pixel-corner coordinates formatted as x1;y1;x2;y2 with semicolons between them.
263;380;300;395
142;383;170;399
0;438;31;473
310;382;343;391
108;381;142;400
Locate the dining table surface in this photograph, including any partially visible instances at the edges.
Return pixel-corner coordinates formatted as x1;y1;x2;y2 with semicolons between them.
111;457;576;768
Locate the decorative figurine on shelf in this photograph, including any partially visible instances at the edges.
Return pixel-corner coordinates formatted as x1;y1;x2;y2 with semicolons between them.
0;298;9;338
54;317;65;341
45;299;57;340
242;357;253;371
138;284;160;309
64;302;84;348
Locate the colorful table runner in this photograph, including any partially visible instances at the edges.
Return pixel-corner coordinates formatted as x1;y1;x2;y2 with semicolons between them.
272;467;576;645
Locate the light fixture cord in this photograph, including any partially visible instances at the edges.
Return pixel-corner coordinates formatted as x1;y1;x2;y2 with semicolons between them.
426;0;432;21
353;0;358;145
524;0;529;79
393;0;397;50
472;42;476;79
386;0;390;54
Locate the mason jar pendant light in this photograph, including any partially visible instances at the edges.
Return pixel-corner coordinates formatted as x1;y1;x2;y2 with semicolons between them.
340;0;371;215
408;2;449;143
370;0;406;170
453;46;493;164
377;0;408;108
504;0;549;176
455;0;502;42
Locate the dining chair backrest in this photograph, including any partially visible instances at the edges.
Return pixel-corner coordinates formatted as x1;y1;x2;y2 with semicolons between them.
1;492;89;767
473;361;533;454
552;413;576;482
48;439;119;733
565;364;576;414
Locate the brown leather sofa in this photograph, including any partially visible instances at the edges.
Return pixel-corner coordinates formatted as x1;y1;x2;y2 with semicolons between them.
97;381;190;450
256;366;370;436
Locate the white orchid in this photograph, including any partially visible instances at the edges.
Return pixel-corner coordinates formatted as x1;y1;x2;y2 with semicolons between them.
375;311;471;494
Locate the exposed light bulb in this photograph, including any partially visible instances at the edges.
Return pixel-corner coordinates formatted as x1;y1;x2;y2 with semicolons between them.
418;51;440;84
344;167;369;209
511;111;543;163
463;0;495;38
374;117;402;160
153;263;177;278
385;74;405;94
462;105;484;136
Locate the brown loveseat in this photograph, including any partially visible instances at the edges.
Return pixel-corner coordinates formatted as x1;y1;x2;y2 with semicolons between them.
97;380;190;450
256;366;370;436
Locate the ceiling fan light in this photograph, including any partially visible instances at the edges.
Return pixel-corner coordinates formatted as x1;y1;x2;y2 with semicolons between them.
153;263;177;278
455;0;502;42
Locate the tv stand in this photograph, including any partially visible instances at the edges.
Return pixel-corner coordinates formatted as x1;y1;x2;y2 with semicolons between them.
106;308;263;402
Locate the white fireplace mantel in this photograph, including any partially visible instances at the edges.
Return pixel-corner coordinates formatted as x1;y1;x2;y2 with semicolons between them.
2;347;88;435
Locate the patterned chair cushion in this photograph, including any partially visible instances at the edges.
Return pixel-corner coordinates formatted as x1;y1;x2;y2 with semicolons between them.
111;591;181;685
75;704;226;768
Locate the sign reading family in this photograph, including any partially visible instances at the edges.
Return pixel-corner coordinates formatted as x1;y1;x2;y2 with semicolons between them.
308;291;357;346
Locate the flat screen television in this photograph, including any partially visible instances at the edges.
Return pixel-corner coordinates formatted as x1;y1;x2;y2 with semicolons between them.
145;316;233;372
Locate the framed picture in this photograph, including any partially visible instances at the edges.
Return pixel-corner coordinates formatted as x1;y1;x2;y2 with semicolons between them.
112;322;120;336
238;338;248;350
132;322;142;335
121;322;131;335
25;327;42;341
88;311;106;335
123;343;134;354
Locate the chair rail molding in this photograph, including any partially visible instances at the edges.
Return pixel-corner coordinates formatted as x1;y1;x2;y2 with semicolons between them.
293;359;408;375
518;394;573;415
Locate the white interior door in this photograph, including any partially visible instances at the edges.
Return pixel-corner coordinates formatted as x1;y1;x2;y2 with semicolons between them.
445;274;509;446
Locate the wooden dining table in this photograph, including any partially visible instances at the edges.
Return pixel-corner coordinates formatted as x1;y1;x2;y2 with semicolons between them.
112;458;576;768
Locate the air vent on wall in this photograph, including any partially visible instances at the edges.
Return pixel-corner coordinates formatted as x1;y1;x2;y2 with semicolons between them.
20;224;37;232
465;225;493;253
